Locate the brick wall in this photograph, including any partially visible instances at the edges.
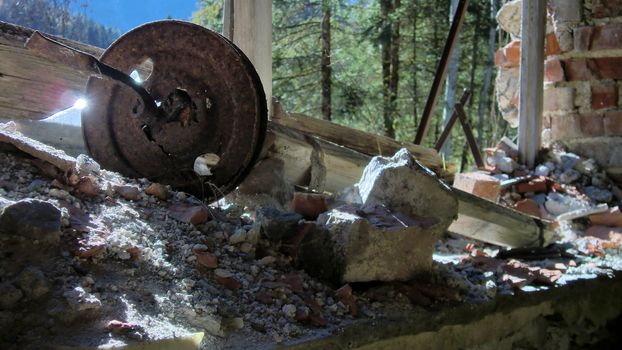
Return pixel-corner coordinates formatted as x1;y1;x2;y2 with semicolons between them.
495;0;622;179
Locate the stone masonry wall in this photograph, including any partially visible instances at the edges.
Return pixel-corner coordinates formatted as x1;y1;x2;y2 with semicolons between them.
495;0;622;181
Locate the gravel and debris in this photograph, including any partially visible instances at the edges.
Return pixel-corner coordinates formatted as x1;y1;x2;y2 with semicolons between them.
0;139;621;349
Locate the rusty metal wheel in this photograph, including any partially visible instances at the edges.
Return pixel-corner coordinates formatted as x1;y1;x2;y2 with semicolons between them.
82;20;267;202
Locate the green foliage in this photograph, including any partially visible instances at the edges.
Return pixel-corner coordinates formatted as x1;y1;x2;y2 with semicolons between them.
0;0;121;47
191;0;224;32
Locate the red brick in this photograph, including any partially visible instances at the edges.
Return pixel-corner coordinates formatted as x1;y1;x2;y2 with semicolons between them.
592;57;622;80
590;206;622;227
545;58;565;82
494;41;521;68
562;59;595;81
292;192;328;220
514;198;540;218
591;23;622;51
592;0;622;19
578;113;605;136
453;172;501;203
543;87;574;112
604;110;622;136
574;26;593;52
550;114;582;140
592;83;618;110
545;32;562;56
516;177;547;194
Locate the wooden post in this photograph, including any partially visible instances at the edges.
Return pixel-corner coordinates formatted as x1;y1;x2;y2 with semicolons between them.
223;0;273;116
518;0;546;168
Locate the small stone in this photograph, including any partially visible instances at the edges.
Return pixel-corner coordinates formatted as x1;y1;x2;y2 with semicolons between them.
113;185;141;201
75;154;100;175
193;250;218;269
560;153;580;171
239;242;253;254
0;283;23;309
576;158;598;175
18;267;49;299
63;286;102;312
256;208;302;242
534;165;550;177
559;169;581;184
76;176;99;197
229;228;247;244
282;304;297;319
258;256;277;266
145;183;169;200
583;186;613;203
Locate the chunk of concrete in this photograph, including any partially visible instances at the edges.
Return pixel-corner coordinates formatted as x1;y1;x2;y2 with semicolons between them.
0;199;61;245
298;149;458;284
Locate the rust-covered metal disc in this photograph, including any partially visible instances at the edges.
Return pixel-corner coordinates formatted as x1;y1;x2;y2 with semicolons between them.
82;20;267;201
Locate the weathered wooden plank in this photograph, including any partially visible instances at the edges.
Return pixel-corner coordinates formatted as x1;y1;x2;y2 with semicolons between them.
272;110;442;172
449;189;551;248
0;21;101;120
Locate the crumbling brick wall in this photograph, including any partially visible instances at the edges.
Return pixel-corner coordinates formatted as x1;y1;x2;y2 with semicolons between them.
495;0;622;181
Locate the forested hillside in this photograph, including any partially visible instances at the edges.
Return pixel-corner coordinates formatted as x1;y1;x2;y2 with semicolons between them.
194;0;511;169
0;0;120;48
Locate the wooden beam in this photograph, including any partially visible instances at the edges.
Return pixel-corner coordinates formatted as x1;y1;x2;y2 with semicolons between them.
223;0;272;116
517;0;546;168
272;110;442;172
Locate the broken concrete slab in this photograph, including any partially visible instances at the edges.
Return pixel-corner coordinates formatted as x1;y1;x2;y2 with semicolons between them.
296;149;458;284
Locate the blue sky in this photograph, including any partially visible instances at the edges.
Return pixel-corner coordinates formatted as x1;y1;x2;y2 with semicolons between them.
69;0;199;33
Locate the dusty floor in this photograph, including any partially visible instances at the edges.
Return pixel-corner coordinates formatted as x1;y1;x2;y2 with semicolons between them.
0;146;621;349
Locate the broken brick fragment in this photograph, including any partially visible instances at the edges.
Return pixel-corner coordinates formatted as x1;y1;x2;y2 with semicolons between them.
513;198;541;218
589;206;622;227
515;177;547;194
76;176;99;197
255;290;274;305
453;172;501;202
335;284;358;316
193;249;218;269
145;183;169;200
215;275;242;290
291;192;328;220
169;203;210;225
114;185;141;201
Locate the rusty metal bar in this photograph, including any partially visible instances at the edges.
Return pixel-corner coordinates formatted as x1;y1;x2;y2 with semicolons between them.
434;90;470;152
414;0;470;145
455;103;485;169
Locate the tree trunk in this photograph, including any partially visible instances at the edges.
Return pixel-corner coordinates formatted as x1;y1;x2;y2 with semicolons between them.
320;0;332;121
478;0;497;149
411;1;418;127
441;0;461;160
388;0;401;138
380;0;394;138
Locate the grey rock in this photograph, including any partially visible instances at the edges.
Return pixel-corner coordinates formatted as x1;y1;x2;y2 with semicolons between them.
0;199;61;244
18;267;49;300
583;186;613;203
560;153;581;171
75;154;100;176
576;158;598;175
63;286;101;313
256;208;302;242
26;179;47;192
591;172;609;188
560;169;581;184
535;165;550;177
0;282;23;309
544;193;590;216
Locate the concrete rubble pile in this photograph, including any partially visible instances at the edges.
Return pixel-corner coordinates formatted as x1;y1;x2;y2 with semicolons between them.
1;122;621;349
454;136;622;259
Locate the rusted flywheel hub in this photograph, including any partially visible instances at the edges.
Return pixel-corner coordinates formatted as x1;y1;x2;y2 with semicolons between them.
82;20;267;202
